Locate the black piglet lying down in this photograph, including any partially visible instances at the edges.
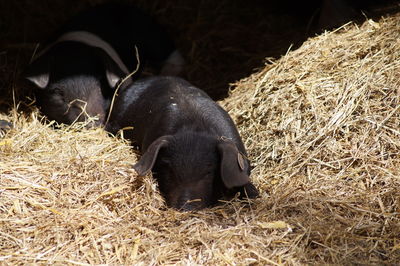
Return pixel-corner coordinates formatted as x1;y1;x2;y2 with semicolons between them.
106;76;259;211
25;3;184;126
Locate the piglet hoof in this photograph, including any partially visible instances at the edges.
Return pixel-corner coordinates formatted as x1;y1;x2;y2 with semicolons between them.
0;120;12;137
240;182;259;199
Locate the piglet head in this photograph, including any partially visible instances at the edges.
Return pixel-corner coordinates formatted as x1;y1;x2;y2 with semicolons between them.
133;132;258;211
32;76;108;127
25;45;127;126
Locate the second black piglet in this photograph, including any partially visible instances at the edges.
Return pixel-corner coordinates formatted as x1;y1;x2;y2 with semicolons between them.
106;76;259;211
25;3;183;126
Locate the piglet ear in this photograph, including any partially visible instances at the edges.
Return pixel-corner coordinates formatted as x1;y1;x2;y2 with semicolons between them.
133;136;173;176
24;57;51;89
97;48;130;88
160;50;186;76
217;140;250;189
105;68;123;88
103;58;127;88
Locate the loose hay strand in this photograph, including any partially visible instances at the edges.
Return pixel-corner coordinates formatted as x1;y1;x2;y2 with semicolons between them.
105;45;140;127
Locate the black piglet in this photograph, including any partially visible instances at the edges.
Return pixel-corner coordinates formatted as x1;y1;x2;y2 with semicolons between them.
106;76;258;211
25;3;184;126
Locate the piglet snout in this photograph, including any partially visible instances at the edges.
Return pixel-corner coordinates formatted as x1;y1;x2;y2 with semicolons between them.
166;182;215;211
70;93;106;128
172;197;206;211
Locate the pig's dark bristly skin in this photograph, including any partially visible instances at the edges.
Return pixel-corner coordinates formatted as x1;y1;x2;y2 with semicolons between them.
26;42;125;126
106;76;259;211
25;3;183;126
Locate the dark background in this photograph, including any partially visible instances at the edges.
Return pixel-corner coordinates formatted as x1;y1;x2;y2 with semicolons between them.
0;0;399;112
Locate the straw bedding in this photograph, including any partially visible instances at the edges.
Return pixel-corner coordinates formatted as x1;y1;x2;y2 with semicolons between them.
1;11;400;266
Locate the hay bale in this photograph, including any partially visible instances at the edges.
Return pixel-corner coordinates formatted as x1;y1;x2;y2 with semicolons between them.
1;14;400;265
222;15;400;264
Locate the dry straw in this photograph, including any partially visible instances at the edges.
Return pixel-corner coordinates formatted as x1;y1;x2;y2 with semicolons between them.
1;15;400;265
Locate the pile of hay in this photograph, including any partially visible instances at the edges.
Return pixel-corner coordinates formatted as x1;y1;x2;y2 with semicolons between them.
1;14;400;265
223;15;400;263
